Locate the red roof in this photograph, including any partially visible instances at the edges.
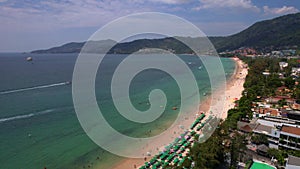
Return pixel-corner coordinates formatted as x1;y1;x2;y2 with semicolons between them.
256;108;279;116
277;86;287;91
293;103;300;110
241;125;253;132
282;126;300;135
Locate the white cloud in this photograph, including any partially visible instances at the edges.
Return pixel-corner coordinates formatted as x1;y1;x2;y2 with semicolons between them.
0;0;191;51
149;0;191;4
263;6;299;15
0;0;152;32
193;0;259;11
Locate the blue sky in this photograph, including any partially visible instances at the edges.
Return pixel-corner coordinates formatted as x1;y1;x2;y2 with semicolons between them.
0;0;299;52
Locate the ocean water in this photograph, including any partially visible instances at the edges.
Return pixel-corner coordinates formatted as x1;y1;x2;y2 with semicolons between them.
0;53;235;169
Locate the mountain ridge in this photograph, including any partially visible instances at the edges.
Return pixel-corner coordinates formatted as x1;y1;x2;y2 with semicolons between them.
31;12;300;54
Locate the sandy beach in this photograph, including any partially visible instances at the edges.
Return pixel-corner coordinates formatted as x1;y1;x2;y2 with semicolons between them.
109;57;248;169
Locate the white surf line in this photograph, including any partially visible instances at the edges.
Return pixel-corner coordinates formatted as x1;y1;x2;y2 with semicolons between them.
0;109;56;123
0;113;35;123
0;82;70;95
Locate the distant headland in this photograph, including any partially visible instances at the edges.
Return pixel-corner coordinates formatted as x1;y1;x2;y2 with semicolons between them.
31;13;300;55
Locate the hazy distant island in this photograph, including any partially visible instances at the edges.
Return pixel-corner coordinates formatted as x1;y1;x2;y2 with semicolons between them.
31;13;300;55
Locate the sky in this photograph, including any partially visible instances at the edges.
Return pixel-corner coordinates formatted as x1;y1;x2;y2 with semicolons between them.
0;0;299;52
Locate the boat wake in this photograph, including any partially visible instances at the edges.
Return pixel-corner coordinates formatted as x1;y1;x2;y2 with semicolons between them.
0;81;71;95
0;109;55;123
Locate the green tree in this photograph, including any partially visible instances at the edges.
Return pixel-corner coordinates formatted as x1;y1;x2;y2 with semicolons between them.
267;148;285;165
284;77;295;89
230;133;247;168
251;134;269;145
191;129;224;169
278;99;287;107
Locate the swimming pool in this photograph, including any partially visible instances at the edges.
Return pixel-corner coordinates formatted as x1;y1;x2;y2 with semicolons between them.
250;161;276;169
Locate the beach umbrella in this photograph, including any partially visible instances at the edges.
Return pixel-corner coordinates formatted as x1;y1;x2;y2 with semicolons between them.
173;158;179;164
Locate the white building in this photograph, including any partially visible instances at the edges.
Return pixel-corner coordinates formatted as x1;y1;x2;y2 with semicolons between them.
252;119;300;150
279;62;288;70
286;155;300;169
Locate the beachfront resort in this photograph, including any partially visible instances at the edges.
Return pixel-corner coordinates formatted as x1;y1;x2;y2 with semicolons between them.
139;114;214;169
138;54;300;169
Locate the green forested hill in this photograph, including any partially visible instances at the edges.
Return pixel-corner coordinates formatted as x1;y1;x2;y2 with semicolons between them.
31;13;300;54
210;12;300;51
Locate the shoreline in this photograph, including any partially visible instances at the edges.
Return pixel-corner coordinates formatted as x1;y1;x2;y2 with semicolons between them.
108;57;248;169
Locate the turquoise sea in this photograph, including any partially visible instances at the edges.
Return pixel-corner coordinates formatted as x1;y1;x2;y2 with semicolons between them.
0;53;235;169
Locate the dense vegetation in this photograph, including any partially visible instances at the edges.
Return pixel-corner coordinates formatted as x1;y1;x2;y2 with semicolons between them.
210;13;300;51
31;40;116;54
179;57;300;169
31;13;300;54
109;37;193;54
